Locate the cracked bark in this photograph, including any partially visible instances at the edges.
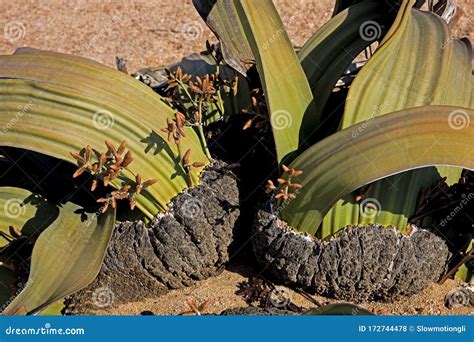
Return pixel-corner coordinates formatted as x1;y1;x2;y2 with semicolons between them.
65;161;239;314
253;209;451;302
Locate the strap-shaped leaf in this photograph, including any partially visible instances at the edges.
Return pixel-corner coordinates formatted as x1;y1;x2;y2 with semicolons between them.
234;0;315;162
192;0;253;76
280;106;474;235
0;49;209;218
0;186;57;308
343;4;472;125
298;0;388;142
322;0;473;235
2;202;115;315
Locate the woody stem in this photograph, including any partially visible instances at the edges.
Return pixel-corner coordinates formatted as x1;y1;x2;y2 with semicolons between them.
197;99;212;160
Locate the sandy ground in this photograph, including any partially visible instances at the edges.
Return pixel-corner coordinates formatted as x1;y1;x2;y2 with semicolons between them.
0;1;471;72
0;0;473;316
0;0;334;72
89;265;473;316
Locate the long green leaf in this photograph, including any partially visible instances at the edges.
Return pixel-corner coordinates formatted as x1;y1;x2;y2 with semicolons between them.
0;186;58;308
2;202;115;315
280;106;474;235
233;0;315;162
192;0;253;76
322;0;473;235
0;49;209;218
297;0;389;142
